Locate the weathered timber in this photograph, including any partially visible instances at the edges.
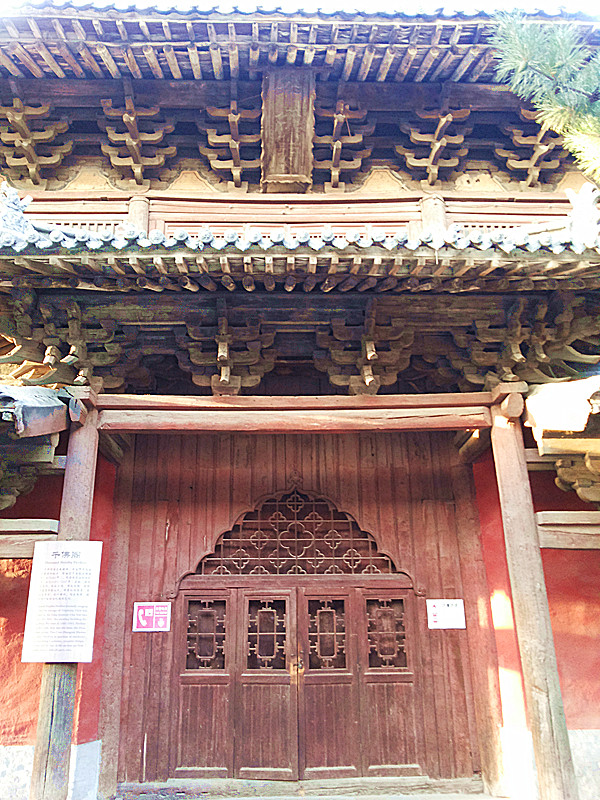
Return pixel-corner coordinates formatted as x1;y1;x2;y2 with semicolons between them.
490;405;579;800
97;448;134;800
29;665;78;800
536;511;600;549
0;79;525;111
457;428;491;463
450;458;506;796
95;391;495;411
0;524;59;558
524;449;559;470
29;409;100;800
97;406;491;433
261;69;314;193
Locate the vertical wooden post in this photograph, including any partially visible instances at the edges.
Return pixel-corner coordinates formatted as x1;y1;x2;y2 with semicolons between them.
127;196;149;233
490;397;579;800
419;194;447;240
29;409;99;800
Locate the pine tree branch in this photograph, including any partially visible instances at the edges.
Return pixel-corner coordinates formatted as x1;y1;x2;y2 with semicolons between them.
493;13;600;183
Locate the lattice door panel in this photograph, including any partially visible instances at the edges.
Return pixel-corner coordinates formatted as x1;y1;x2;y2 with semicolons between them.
247;599;288;670
186;599;227;670
366;598;407;669
307;598;346;670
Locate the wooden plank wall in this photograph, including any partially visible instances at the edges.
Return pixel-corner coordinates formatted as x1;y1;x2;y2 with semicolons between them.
114;431;489;783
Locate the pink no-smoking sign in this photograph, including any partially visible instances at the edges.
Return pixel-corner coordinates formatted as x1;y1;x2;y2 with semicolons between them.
132;602;171;632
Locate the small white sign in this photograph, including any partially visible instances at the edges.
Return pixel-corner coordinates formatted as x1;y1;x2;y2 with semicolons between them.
22;541;103;663
426;599;466;630
132;602;171;632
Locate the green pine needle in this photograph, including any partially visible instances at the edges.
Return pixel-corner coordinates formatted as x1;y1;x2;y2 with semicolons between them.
492;14;600;184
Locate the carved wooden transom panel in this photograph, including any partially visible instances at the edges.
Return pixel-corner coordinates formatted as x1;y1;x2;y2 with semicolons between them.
196;488;397;575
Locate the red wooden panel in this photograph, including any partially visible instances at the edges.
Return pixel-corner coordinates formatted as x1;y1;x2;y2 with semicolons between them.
116;432;485;785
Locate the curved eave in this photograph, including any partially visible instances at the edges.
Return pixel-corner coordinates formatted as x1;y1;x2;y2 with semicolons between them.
1;224;599;294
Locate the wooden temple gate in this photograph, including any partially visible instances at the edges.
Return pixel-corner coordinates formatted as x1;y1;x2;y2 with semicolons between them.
117;431;481;782
0;6;595;800
64;387;571;800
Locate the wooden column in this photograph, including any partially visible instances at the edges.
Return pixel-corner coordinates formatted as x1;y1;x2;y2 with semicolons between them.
127;196;149;233
29;409;99;800
490;397;579;800
419;194;447;239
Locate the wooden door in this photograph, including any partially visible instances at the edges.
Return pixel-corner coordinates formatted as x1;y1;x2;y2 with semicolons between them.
235;588;298;780
121;436;483;785
357;589;420;776
176;586;298;779
177;589;235;777
298;588;360;779
176;583;418;780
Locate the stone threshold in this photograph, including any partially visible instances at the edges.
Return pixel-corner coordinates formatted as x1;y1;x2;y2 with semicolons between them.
116;775;488;799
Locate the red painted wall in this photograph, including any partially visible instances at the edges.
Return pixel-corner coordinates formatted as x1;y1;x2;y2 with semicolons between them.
0;457;116;746
0;475;62;745
473;453;600;731
531;471;600;730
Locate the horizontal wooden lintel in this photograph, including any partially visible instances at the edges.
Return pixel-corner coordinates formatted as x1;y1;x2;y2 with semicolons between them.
536;511;600;549
0;519;59;533
0;79;519;112
96;391;494;411
97;405;491;433
0;522;59;558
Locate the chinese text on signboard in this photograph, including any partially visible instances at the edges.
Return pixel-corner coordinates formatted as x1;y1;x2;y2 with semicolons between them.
22;541;103;663
426;599;466;629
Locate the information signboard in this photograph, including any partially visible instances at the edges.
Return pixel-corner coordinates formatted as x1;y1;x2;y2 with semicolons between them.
22;541;103;663
132;602;171;632
426;598;466;629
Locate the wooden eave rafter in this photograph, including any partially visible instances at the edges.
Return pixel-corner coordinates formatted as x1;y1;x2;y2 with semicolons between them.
0;10;596;85
2;245;600;294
